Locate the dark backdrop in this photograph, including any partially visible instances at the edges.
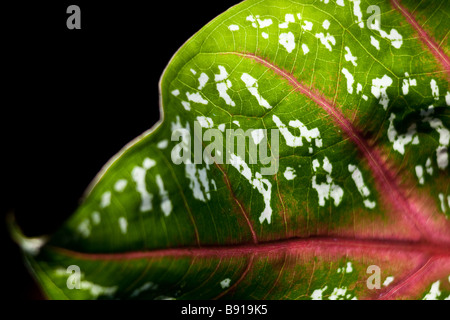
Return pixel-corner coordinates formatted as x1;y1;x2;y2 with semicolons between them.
3;0;241;299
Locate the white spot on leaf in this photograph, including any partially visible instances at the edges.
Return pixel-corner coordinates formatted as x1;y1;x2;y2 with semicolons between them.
341;68;354;94
186;164;211;202
257;17;273;28
402;72;417;95
302;21;313;31
156;174;172;216
329;287;348;300
241;73;272;109
247;15;273;28
344;46;357;66
426;157;433;176
311;286;327;300
157;139;169;149
215;65;229;82
348;164;376;208
77;219;91;238
131;158;156;212
229;154;272;224
346;262;353;273
279;13;295;29
369;19;403;49
118;217;128;234
387;113;418;155
312;157;344;207
430;79;439;100
279;32;296;53
272;115;322;149
351;0;364;28
370;36;380;50
302;43;310;55
356;83;362;94
215;66;236;107
80;280;117;299
284;167;296;180
100;191;111;208
197;73;209;90
383;276;394;287
421;105;450;169
220;278;231;289
181;101;191;111
91;211;101;225
114;179;128;192
415;165;424;185
196;116;214;128
371;75;393;110
130;282;158;298
315;32;336;51
439;193;446;213
251;129;265;145
423;281;441;300
186;92;208;105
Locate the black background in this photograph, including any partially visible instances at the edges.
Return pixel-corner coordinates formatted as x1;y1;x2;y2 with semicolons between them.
3;0;241;300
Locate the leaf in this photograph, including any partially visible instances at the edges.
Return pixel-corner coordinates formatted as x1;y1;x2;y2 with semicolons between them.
15;0;450;300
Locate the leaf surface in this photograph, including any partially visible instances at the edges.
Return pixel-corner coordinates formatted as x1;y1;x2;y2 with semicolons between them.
18;0;450;300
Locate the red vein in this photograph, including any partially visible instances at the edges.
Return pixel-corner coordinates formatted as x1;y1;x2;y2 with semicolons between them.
48;236;450;299
274;174;288;237
214;254;254;300
263;251;287;299
228;52;441;242
214;160;259;244
158;150;201;246
48;237;450;261
377;256;434;300
391;0;450;74
200;138;258;244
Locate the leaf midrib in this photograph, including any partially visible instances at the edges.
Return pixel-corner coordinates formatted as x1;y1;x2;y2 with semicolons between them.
48;236;450;260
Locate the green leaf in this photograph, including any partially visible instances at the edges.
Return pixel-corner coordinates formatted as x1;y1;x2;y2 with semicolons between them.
15;0;450;300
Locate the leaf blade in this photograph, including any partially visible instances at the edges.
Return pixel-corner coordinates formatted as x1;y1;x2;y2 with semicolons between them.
21;0;450;300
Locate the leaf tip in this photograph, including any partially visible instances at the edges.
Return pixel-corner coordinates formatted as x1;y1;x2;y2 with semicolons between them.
7;212;48;256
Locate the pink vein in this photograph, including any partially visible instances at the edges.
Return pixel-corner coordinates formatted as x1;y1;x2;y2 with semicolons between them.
214;160;258;244
391;0;450;74
377;256;434;300
228;52;439;242
201;138;258;244
49;237;450;261
214;254;254;299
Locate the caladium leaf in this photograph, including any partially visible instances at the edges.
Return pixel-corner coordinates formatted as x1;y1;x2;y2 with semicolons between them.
15;0;450;300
